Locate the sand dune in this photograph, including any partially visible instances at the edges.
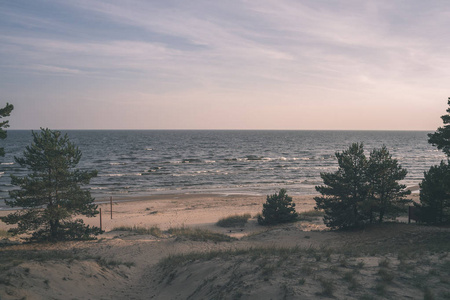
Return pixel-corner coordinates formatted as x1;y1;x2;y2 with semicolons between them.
2;193;449;300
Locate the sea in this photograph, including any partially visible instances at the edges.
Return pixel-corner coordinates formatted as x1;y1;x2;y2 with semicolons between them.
0;130;446;209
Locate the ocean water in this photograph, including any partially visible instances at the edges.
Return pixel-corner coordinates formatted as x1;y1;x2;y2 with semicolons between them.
0;130;446;208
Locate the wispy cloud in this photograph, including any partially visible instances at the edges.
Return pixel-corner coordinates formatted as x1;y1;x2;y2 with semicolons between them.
0;0;449;129
29;64;82;75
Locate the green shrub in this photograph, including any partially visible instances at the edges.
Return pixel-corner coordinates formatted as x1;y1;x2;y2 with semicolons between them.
257;189;298;225
216;214;251;227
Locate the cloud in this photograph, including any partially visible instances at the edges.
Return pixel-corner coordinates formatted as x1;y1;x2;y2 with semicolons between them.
1;0;449;129
29;64;82;74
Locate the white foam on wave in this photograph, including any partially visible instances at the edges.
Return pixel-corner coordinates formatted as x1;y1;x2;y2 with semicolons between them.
101;173;142;177
1;162;14;165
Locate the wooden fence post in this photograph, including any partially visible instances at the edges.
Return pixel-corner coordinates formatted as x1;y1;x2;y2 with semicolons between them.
99;207;102;231
110;196;113;219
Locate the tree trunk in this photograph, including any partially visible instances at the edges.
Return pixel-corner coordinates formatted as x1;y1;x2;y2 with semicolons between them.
50;219;59;239
379;210;384;223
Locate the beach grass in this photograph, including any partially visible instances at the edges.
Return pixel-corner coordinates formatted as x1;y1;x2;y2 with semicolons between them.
112;225;162;237
0;248;134;276
167;226;236;242
216;213;251;227
297;209;324;221
156;241;450;299
0;229;11;238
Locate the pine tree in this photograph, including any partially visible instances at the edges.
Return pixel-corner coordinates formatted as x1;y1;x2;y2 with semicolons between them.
315;143;411;229
0;128;101;241
314;143;369;229
418;97;450;224
367;146;411;223
258;189;298;225
417;161;450;224
0;103;14;157
428;97;450;156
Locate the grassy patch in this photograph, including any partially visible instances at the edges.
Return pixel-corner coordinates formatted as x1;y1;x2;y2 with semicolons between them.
168;226;236;242
216;213;251;228
1;249;79;265
0;249;134;273
374;282;387;296
423;287;435;300
378;268;394;283
378;258;390;268
317;277;335;297
340;225;450;256
154;240;450;300
112;225;162;237
96;257;135;268
0;229;11;238
158;246;305;269
298;209;324;220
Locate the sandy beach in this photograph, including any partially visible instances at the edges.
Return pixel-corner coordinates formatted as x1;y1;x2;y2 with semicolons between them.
1;193;449;300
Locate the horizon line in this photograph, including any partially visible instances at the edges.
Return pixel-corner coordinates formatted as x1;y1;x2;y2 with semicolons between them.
8;128;436;132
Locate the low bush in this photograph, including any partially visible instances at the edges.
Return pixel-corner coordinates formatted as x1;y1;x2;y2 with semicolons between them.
258;189;298;225
216;213;251;227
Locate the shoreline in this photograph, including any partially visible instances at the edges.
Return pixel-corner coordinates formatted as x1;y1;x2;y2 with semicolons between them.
0;183;420;211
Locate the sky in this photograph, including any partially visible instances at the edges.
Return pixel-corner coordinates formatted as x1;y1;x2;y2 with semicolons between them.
0;0;449;130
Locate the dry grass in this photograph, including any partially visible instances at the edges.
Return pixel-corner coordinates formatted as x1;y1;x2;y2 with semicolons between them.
154;224;450;299
112;225;162;237
0;229;11;238
216;213;251;228
167;226;237;242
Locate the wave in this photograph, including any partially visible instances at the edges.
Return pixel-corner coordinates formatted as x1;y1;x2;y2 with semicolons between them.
245;155;264;161
100;173;142;177
1;162;14;165
182;158;202;163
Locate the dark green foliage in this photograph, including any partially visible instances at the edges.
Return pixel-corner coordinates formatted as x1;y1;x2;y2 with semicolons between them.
417;160;450;224
0;128;100;241
257;189;298;225
315;143;410;229
315;143;369;229
428;98;450;156
0;102;13;157
419;98;450;225
367;146;411;223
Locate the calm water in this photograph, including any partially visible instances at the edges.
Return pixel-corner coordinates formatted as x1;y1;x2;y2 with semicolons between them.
0;130;445;208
